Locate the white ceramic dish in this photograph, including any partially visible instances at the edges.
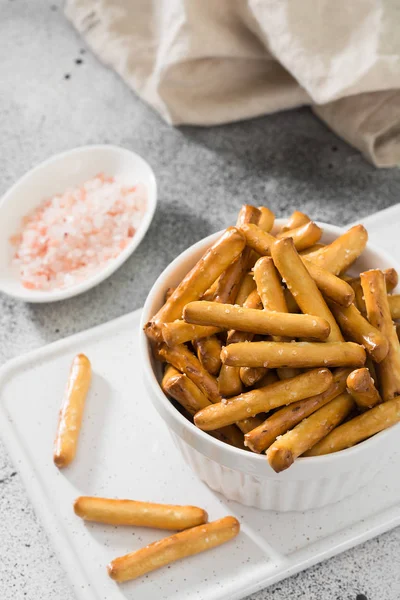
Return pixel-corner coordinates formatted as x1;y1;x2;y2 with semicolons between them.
141;219;400;511
0;145;157;303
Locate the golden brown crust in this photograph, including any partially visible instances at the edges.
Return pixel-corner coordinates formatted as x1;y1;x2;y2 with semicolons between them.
221;341;366;369
305;396;400;456
159;344;221;403
306;225;368;275
74;496;208;530
271;237;344;342
361;269;400;400
53;354;91;468
280;211;311;233
107;516;240;582
194;369;332;431
183;301;330;340
276;221;322;251
245;368;351;453
346;368;381;410
267;392;354;472
329;301;389;363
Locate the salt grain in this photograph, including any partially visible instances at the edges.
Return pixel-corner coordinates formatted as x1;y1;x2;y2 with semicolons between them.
11;173;147;290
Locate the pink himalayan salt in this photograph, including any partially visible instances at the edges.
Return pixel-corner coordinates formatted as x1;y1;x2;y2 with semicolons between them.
11;173;146;290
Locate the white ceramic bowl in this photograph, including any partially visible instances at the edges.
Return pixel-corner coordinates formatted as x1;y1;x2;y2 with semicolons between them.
140;221;400;511
0;145;157;302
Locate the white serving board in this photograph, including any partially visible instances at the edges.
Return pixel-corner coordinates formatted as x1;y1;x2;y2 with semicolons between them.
1;204;400;600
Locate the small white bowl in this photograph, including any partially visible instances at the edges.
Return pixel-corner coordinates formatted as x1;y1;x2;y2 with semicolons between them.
140;221;400;511
0;145;157;302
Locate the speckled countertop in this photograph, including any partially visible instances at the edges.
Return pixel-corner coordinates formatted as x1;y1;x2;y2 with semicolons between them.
1;1;400;599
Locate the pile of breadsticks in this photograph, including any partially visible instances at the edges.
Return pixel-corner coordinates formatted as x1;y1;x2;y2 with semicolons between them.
145;206;400;472
53;355;239;583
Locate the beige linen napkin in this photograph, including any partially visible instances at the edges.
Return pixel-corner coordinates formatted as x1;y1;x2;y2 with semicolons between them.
65;0;400;167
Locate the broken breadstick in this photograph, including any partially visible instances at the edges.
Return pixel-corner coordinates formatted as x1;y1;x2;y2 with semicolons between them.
306;225;368;275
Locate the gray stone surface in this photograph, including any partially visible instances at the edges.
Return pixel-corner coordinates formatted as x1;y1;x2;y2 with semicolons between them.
1;1;399;598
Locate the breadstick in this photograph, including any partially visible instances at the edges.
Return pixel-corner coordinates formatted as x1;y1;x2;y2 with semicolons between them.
306;225;368;275
162;366;209;413
253;256;293;382
202;278;219;301
107;516;240;583
221;341;366;369
276;221;322;251
234;272;256;306
183;301;330;340
258;206;275;232
300;243;325;256
361;269;400;400
74;496;208;530
245;368;351;453
145;227;246;339
226;289;263;344
345;269;398;316
218;365;243;397
159;345;220;402
240;223;321;256
384;268;399;293
239;366;267;387
302;259;355;307
348;277;367;315
239;224;276;255
389;295;400;320
305;396;400;456
236;204;262;228
194;336;222;376
253;256;286;313
280;211;311;233
194;369;332;430
346;368;381;411
217;364;265;432
267;392;354;472
271;237;343;342
162;321;222;347
219;285;261;399
162;367;245;448
328;301;389;363
53;354;91;468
